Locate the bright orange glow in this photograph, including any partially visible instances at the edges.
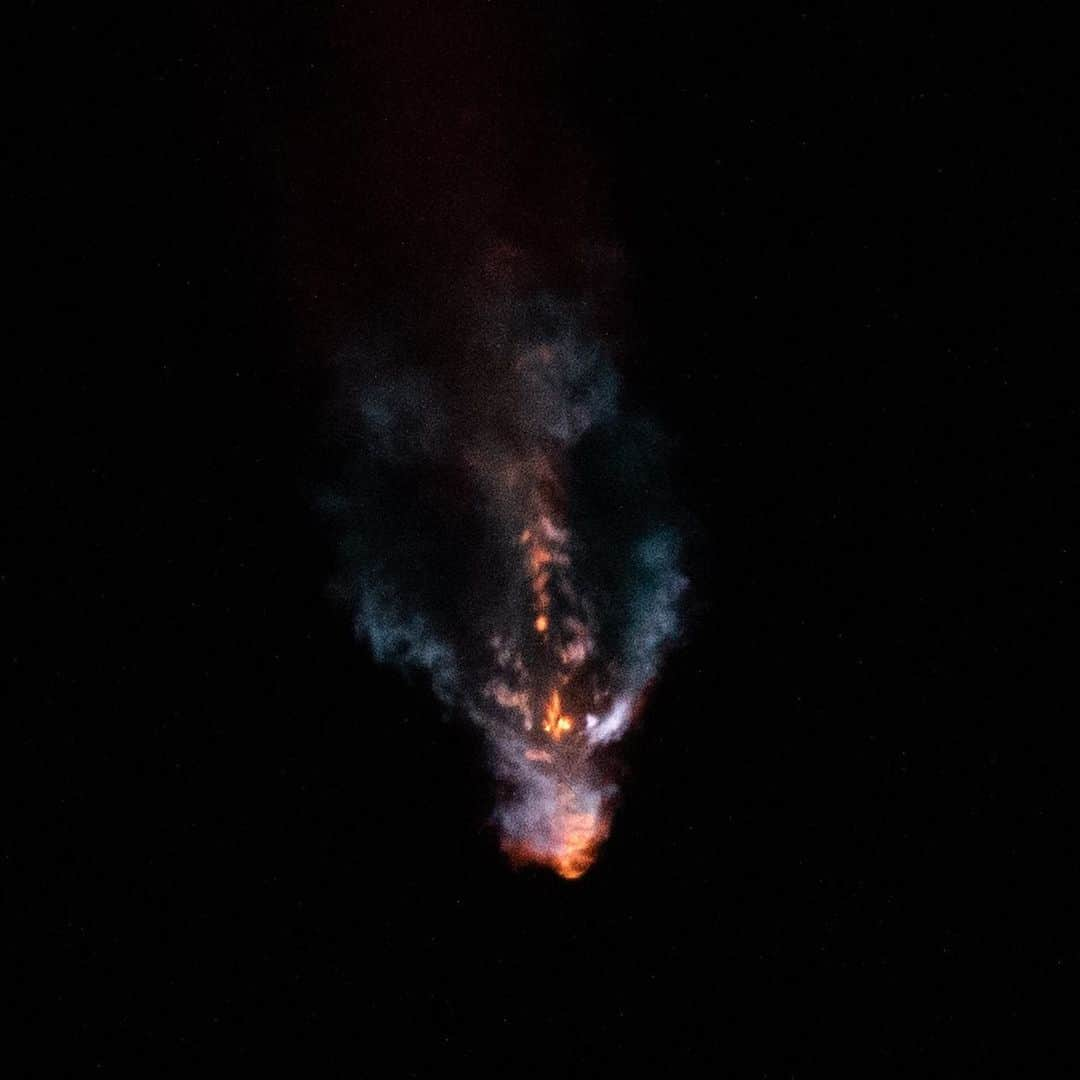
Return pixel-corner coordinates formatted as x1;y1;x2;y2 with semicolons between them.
550;807;604;879
534;614;548;633
545;689;560;725
500;783;610;881
539;689;574;740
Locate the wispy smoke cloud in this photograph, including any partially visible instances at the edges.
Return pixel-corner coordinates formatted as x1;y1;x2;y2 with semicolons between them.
322;258;686;878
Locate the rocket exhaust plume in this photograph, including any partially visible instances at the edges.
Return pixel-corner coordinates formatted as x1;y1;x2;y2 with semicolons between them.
284;4;684;878
323;259;686;879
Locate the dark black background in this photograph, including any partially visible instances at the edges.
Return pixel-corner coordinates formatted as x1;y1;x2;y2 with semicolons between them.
12;3;1076;1072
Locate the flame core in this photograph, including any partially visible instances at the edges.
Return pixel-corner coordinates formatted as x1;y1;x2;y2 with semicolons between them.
481;454;636;879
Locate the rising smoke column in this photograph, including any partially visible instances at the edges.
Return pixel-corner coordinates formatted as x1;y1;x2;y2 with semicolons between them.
323;259;685;879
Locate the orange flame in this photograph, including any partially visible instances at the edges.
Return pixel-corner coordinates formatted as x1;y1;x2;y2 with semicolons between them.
540;689;574;740
501;783;610;881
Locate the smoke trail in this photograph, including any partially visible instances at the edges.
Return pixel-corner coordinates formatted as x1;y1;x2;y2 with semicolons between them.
322;255;685;878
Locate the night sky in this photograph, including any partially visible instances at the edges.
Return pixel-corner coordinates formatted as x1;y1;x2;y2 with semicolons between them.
13;3;1077;1072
